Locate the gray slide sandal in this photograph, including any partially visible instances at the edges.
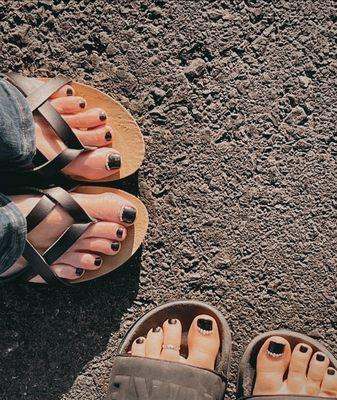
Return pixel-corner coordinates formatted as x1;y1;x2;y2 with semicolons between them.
236;330;337;400
106;300;232;400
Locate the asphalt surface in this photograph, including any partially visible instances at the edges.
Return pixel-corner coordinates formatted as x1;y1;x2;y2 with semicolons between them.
0;1;336;399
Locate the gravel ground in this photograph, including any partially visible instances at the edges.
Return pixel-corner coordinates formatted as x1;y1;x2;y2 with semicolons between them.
0;0;336;399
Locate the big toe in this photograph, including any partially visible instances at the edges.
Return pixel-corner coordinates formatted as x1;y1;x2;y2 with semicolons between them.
63;147;121;180
253;336;291;395
186;314;220;370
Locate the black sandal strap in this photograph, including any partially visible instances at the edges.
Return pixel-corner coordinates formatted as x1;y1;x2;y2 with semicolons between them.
26;195;56;232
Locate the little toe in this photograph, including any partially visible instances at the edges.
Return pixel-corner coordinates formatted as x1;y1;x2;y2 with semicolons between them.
160;318;182;362
145;327;164;359
287;343;313;394
30;264;84;283
54;251;102;270
73;125;113;147
320;368;337;397
74;238;121;255
306;352;330;395
63;108;107;129
253;336;291;395
62;147;121;180
50;96;87;114
131;337;146;357
49;84;76;98
186;314;220;369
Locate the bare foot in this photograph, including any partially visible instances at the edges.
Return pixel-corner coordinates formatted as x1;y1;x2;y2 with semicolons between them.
254;336;337;397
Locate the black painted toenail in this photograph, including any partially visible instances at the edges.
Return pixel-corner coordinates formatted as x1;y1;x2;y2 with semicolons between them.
79;100;86;109
75;268;84;276
99;111;107;121
121;206;137;224
316;353;325;362
168;319;177;325
299;345;308;353
136;337;144;344
197;318;213;331
106;153;121;170
111;242;120;252
67;88;73;96
94;257;102;267
105;131;112;141
152;327;161;333
267;341;285;356
328;368;335;375
116;227;124;238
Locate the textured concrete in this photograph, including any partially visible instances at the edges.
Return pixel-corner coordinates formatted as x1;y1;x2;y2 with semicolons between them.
0;0;336;399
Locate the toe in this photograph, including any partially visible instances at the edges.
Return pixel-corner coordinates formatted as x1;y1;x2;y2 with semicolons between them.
160;319;182;361
73;192;137;226
50;96;87;114
145;326;164;359
83;222;127;241
73;125;113;147
186;314;220;369
306;352;330;395
73;238;121;255
53;251;102;270
30;264;84;283
131;337;146;357
63;147;121;180
49;84;76;98
63;108;107;129
253;336;291;395
320;368;337;397
287;343;313;394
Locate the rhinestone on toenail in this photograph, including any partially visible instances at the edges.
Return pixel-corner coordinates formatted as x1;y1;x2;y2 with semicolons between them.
197;327;212;336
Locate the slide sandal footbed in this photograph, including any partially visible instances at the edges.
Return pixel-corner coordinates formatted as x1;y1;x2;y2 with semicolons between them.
236;330;337;400
106;300;231;400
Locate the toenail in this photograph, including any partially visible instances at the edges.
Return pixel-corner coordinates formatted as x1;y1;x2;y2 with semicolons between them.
67;88;73;96
299;345;308;353
105;131;112;141
79;100;86;109
105;153;121;170
99;111;107;121
120;206;137;224
94;257;102;267
152;327;161;333
168;319;177;325
197;318;213;335
267;341;285;358
111;241;120;252
75;267;84;276
316;353;325;362
136;337;144;344
116;227;124;238
328;368;335;375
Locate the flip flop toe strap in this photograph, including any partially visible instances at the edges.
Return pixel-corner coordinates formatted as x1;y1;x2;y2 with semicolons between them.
9;187;94;285
5;73;95;177
106;356;226;400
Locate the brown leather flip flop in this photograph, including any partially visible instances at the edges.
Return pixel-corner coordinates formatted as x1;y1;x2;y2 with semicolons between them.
0;186;148;286
4;73;145;183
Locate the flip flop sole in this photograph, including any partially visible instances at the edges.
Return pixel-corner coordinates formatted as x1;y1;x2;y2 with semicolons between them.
69;186;148;283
